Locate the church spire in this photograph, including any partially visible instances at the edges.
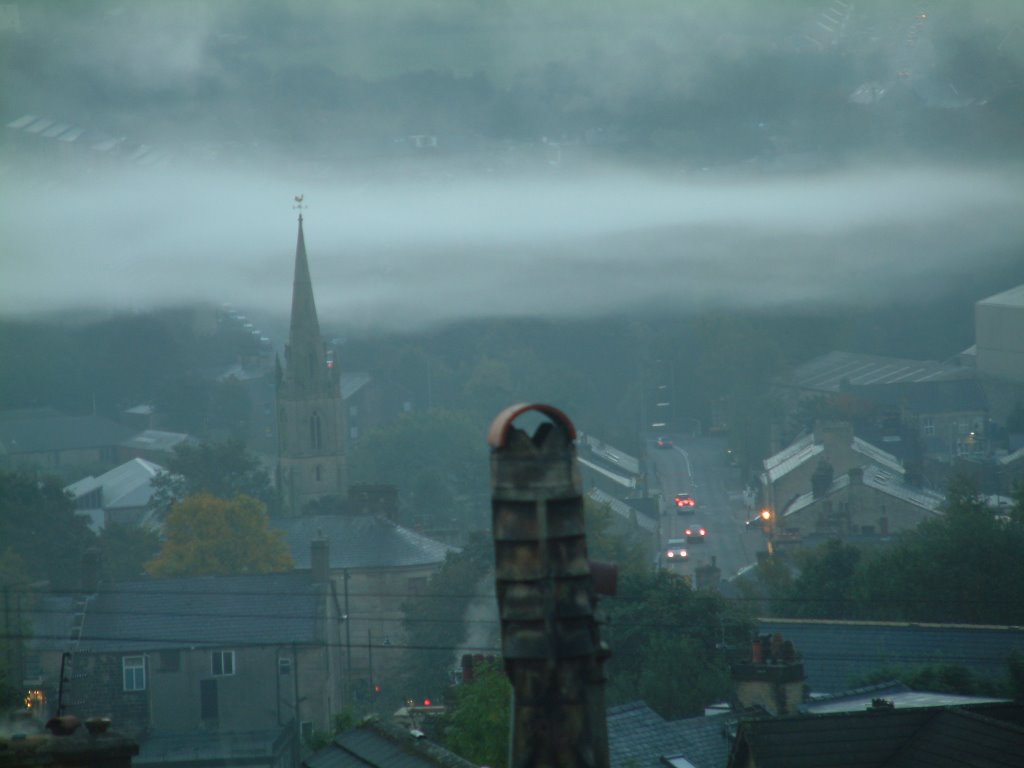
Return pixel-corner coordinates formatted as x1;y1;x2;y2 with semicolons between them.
277;204;347;516
288;213;323;351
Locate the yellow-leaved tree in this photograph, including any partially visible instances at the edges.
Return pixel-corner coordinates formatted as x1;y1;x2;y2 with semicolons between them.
146;494;293;577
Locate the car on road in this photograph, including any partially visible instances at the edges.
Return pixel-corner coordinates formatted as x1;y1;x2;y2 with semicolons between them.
683;523;707;543
673;493;696;513
656;436;673;449
664;539;689;561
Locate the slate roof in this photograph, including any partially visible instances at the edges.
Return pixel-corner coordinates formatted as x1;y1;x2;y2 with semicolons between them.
851;438;904;476
763;432;902;486
136;728;292;766
28;572;326;653
756;619;1024;694
271;514;455;571
65;457;164;510
0;408;135;455
782;465;943;520
802;680;1008;714
730;703;1024;768
578;431;641;475
588;487;657;533
119;429;192;455
579;456;637;489
305;718;476;768
845;379;989;415
606;701;737;768
785;351;968;394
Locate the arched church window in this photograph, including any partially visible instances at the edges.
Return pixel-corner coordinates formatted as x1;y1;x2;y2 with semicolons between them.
311;412;322;450
315;465;322;481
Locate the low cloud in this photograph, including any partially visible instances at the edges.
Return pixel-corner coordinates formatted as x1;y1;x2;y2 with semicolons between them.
2;159;1022;330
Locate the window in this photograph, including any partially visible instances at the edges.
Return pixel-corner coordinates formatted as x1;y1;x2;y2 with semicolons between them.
300;721;314;743
278;657;292;675
315;465;322;482
123;656;146;691
311;412;323;450
212;650;235;677
921;416;935;436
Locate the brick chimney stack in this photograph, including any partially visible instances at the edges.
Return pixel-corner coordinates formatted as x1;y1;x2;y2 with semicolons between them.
731;633;806;716
311;534;330;584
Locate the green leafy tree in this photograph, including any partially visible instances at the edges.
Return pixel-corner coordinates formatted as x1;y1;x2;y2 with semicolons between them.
348;410;488;533
146;494;293;577
852;476;1024;625
98;522;161;582
584;497;653;580
152;439;277;514
0;470;96;589
775;539;861;619
443;661;511;768
605;571;751;718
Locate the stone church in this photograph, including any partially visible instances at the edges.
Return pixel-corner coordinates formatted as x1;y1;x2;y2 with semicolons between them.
275;213;348;516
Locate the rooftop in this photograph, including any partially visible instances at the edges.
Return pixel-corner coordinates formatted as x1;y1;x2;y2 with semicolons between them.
756;618;1024;694
977;283;1024;309
782;464;942;520
29;571;326;653
271;514;456;571
785;351;968;394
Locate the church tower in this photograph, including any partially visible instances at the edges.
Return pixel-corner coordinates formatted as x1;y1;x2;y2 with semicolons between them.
276;213;347;516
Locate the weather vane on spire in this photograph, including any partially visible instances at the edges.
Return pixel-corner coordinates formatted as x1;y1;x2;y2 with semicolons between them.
293;194;306;220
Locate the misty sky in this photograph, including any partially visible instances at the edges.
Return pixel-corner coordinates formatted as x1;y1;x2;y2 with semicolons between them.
2;1;1024;331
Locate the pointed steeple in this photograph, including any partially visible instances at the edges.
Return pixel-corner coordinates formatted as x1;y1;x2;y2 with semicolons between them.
277;210;347;515
289;214;323;348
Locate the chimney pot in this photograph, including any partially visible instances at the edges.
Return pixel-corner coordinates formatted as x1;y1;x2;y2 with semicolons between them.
311;537;330;584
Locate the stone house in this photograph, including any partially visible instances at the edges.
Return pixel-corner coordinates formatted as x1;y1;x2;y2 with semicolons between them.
269;513;456;703
779;464;945;543
25;567;344;768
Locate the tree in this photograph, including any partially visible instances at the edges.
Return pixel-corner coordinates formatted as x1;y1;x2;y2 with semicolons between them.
776;539;861;619
146;494;293;577
605;571;752;718
0;469;96;590
348;410;488;533
152;439;277;514
98;522;161;583
442;661;511;768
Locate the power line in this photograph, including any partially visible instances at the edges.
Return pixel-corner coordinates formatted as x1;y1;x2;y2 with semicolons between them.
1;631;1021;669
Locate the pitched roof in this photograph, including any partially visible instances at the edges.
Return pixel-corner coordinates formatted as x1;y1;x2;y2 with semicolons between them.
846;379;989;415
119;429;192;454
802;680;1008;714
782;465;942;520
977;283;1024;309
305;718;476;768
588;488;657;533
271;514;456;571
29;572;326;653
65;457;164;510
0;409;135;455
756;619;1024;694
137;728;292;766
730;703;1024;768
606;701;738;768
785;351;968;394
851;438;904;476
